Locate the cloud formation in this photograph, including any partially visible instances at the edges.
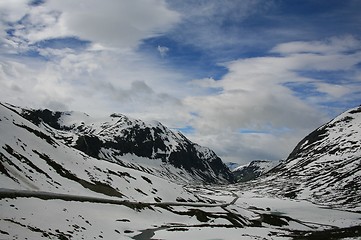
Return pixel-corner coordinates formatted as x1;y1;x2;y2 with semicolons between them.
2;0;180;49
185;36;361;163
166;0;274;51
0;1;360;164
157;45;169;57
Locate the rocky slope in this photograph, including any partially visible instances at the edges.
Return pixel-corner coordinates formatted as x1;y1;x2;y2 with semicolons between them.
4;103;233;184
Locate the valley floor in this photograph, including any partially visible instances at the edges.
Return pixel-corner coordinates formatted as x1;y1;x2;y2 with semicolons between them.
1;185;361;240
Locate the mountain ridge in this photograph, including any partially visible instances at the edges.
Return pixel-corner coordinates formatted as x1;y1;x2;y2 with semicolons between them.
0;101;223;203
3;102;233;184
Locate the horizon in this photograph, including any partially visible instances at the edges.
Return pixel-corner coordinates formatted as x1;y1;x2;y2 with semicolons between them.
1;0;361;164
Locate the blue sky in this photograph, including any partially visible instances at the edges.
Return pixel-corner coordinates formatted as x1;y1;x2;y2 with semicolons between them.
1;0;361;164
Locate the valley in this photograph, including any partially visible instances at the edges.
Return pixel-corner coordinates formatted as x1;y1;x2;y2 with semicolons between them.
2;185;361;240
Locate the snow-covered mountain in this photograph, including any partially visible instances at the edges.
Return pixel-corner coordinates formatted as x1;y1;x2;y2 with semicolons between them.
1;102;361;239
11;104;233;184
0;102;203;202
0;102;253;239
233;160;279;182
247;105;361;210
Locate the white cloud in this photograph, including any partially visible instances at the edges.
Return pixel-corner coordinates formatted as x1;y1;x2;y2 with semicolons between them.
0;44;194;127
157;45;169;57
42;0;179;48
0;0;29;22
165;0;277;53
1;0;180;50
19;6;65;43
2;35;360;164
189;129;309;164
183;36;361;163
190;77;220;89
272;35;361;55
315;83;352;98
0;0;189;126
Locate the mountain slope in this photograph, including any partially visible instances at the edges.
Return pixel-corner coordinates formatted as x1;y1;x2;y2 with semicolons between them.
249;105;361;210
10;104;233;184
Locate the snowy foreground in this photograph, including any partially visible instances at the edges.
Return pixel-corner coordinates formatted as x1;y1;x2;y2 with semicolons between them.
1;186;361;240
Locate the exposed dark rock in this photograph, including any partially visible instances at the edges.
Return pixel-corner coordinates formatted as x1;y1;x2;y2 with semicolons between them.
74;135;103;158
21;109;63;129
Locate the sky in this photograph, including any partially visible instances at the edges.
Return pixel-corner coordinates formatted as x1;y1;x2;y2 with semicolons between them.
1;0;361;164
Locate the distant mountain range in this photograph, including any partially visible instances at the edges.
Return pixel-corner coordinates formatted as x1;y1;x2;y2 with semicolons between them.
232;160;279;182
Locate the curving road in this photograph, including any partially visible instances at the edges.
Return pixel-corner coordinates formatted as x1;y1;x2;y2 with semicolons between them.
0;188;238;208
